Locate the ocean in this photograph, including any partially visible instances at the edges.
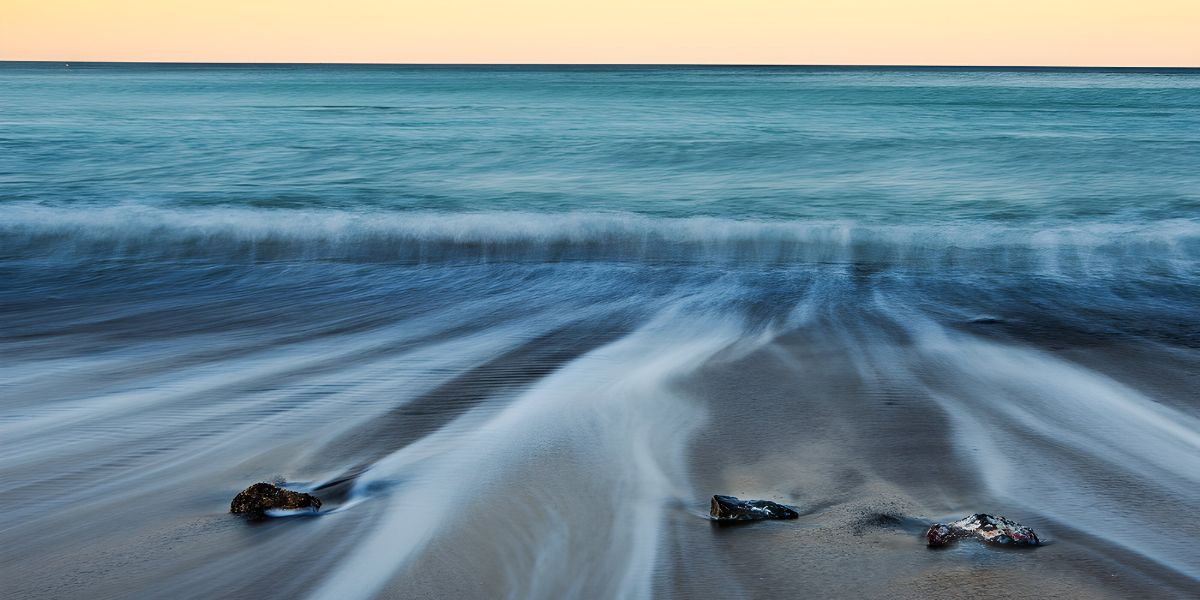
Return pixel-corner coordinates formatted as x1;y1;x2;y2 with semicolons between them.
1;63;1198;599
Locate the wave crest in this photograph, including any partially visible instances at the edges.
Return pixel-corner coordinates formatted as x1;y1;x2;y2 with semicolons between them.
3;205;1198;274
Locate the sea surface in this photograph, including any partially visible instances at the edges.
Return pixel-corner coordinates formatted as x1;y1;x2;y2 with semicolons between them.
1;63;1199;599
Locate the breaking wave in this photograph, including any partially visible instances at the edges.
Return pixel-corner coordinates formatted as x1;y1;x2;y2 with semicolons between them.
3;205;1198;275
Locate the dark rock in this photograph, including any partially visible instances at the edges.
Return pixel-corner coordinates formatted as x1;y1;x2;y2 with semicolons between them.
926;513;1040;547
709;495;799;521
230;482;322;518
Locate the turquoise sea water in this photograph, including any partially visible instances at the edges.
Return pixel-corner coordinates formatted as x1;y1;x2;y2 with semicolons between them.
1;64;1198;599
2;64;1199;221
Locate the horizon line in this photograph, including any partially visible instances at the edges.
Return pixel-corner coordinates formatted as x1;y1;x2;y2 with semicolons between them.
3;60;1199;71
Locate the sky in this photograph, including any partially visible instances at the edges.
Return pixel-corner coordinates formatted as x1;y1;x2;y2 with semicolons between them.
3;0;1199;66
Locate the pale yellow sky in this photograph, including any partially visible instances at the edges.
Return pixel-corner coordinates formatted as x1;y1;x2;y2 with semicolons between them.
3;0;1198;66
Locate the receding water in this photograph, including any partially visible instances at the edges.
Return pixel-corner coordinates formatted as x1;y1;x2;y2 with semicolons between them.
1;63;1198;599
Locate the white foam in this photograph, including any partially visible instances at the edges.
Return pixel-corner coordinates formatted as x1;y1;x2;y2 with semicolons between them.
2;204;1197;273
308;310;743;600
878;307;1200;580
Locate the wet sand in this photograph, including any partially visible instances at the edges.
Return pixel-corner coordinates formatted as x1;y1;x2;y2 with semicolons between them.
3;279;1197;599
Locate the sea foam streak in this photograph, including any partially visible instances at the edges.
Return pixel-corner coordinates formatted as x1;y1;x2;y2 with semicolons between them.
869;303;1200;579
311;310;743;600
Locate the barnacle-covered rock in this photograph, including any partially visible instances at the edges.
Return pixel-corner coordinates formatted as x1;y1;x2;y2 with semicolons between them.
709;495;799;521
230;482;322;518
926;513;1040;547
